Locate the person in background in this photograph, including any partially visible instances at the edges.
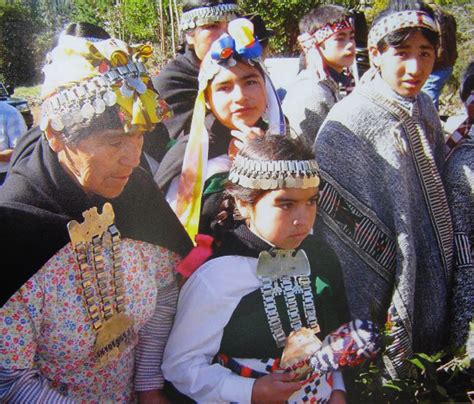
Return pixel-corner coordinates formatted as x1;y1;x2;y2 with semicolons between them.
314;0;451;379
154;18;285;242
421;1;457;110
152;0;239;141
282;5;355;143
443;61;474;348
0;101;27;184
0;27;192;402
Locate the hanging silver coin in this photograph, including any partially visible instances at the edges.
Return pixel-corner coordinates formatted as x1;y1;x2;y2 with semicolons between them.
81;103;95;120
93;98;106;114
120;83;133;98
129;78;146;94
51;116;64;132
39;115;49;131
103;90;117;107
227;57;237;67
71;108;83;124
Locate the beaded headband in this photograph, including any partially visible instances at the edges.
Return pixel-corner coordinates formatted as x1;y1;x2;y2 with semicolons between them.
40;35;171;137
229;155;321;190
298;17;352;50
368;10;437;48
180;3;239;32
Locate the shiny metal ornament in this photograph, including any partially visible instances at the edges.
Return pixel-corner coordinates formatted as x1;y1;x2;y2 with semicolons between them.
257;249;311;281
39;115;49;131
128;78;146;94
81;102;95;120
120;83;134;98
71;107;83;124
93;98;106;114
50;116;64;132
103;90;117;107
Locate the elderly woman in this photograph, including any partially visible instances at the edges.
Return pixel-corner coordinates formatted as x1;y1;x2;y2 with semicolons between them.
0;28;192;402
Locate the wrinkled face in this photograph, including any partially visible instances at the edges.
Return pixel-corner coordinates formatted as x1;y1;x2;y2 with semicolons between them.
237;187;319;249
206;61;267;130
319;28;356;72
370;30;436;97
186;22;229;61
55;128;145;199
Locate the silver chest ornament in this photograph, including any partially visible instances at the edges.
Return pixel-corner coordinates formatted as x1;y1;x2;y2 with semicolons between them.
257;249;319;348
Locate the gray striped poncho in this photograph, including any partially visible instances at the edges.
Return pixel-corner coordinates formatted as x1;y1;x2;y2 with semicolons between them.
443;133;474;348
314;75;453;379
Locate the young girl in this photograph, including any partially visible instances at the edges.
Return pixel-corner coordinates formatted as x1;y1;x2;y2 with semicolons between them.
162;134;380;403
314;0;451;378
155;18;285;241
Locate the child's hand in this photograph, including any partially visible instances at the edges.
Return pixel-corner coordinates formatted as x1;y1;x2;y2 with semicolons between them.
251;373;301;403
137;389;170;404
328;389;346;404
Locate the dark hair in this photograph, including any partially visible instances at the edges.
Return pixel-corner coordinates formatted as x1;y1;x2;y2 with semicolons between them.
460;61;474;103
216;133;315;229
62;105;124;145
245;13;274;51
372;0;439;52
64;22;110;40
299;5;349;35
182;0;237;13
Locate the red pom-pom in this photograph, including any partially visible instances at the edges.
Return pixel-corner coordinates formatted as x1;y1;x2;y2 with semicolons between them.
176;234;214;278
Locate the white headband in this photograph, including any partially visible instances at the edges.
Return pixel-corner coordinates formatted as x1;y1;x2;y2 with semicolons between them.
368;10;437;48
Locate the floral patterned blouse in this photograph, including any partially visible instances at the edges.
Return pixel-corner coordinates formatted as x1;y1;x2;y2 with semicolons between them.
1;239;180;403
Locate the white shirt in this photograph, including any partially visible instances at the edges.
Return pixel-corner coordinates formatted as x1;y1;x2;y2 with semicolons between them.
162;255;344;403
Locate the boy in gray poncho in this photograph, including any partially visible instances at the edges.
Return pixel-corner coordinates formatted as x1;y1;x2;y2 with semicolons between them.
314;0;452;379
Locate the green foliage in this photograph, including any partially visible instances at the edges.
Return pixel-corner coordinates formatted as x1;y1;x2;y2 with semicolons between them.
121;0;159;42
352;322;473;403
71;0;114;28
0;2;44;86
239;0;359;55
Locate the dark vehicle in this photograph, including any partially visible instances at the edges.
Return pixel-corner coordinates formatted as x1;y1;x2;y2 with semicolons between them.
0;82;34;129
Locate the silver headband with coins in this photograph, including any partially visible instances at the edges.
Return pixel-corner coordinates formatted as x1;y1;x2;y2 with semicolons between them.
228;155;321;190
40;61;148;132
180;3;239;32
368;10;438;48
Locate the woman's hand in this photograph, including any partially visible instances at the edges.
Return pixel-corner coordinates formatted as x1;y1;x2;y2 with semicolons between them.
328;389;346;404
137;389;170;404
251;373;301;404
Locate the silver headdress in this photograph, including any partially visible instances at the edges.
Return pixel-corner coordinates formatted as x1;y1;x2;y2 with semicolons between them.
180;3;239;32
228;155;321;190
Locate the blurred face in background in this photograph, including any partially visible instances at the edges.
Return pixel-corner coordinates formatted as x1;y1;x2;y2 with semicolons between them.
319;28;356;72
186;21;229;60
